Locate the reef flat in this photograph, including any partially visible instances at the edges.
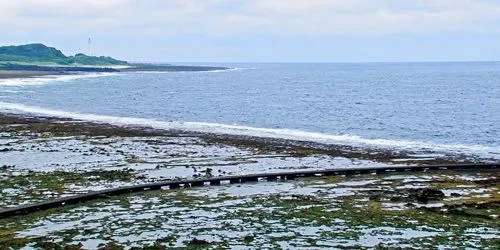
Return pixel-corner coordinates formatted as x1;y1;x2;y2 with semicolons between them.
0;113;498;249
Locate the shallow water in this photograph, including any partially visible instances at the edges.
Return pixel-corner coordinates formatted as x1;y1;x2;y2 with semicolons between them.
5;172;498;249
0;133;396;208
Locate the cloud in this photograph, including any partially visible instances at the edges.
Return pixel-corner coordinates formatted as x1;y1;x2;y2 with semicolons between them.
1;0;500;37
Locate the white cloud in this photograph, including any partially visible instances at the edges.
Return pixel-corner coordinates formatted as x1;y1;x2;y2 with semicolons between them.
1;0;499;36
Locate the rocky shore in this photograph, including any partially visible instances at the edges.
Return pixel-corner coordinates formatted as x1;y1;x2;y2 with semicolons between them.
0;63;230;79
0;70;68;79
0;113;498;249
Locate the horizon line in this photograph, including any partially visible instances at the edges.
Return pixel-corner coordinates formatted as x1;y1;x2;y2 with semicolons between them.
130;60;500;64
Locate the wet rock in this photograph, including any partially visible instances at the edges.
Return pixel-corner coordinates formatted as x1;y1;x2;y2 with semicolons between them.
405;203;416;208
369;194;382;201
390;188;445;203
447;207;464;216
1;165;15;170
410;188;445;203
187;238;210;247
390;196;403;202
244;234;255;243
97;241;123;249
473;178;500;187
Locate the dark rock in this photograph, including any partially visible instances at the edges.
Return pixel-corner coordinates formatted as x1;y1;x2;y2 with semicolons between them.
1;165;14;169
244;234;255;243
473;178;500;187
410;188;445;203
369;194;382;201
187;238;210;247
390;196;404;202
405;203;416;208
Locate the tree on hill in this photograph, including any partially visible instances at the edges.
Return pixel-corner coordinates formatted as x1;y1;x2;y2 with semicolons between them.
0;43;128;66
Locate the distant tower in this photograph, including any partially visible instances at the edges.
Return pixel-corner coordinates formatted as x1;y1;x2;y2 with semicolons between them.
87;37;92;56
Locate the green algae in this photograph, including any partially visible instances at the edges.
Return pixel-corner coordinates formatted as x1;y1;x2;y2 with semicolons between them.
0;169;138;207
1;170;498;249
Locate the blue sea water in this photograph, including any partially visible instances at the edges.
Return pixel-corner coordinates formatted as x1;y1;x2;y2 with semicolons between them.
0;62;499;159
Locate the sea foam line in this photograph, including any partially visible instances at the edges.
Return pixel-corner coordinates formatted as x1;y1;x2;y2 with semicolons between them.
0;73;119;87
0;102;499;159
130;68;242;74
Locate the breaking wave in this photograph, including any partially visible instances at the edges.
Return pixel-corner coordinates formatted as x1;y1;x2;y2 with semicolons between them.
0;102;499;160
0;73;119;87
129;68;242;74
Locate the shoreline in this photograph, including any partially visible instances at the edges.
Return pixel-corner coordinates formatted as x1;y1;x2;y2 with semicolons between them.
1;112;498;249
0;70;69;79
0;63;231;80
0;112;491;165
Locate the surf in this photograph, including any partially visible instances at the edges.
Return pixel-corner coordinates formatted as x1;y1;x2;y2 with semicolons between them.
0;73;119;87
0;102;498;160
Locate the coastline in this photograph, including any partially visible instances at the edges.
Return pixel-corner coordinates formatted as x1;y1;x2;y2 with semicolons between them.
0;65;498;248
0;112;484;165
0;113;498;248
0;70;68;79
0;63;231;79
0;63;231;81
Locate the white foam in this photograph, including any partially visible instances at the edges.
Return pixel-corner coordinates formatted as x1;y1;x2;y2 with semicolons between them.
130;68;241;74
0;89;25;93
0;102;499;159
205;67;242;73
0;73;119;87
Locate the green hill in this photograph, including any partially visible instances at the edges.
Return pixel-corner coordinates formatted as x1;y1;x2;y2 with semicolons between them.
0;43;128;66
67;53;127;66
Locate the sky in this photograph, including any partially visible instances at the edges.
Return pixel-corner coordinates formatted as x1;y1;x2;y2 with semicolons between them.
1;0;500;62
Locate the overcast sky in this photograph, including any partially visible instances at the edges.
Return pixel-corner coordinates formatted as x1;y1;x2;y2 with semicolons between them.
1;0;499;62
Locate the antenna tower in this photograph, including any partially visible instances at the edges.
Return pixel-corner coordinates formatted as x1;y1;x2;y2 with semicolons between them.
87;37;92;56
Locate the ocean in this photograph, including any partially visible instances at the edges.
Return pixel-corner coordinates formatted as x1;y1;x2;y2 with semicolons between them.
0;62;499;160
